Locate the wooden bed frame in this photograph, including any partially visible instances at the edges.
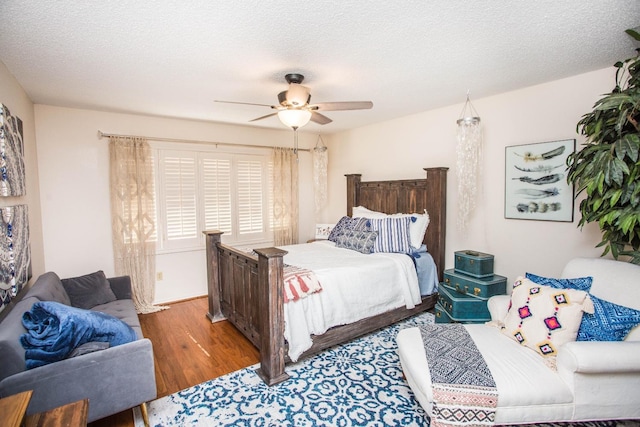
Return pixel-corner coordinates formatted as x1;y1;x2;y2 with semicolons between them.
203;167;448;385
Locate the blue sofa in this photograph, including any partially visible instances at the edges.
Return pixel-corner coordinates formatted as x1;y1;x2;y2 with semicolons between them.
0;271;157;423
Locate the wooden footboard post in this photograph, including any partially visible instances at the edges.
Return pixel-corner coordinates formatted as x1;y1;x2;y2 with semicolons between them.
203;230;225;323
254;247;290;386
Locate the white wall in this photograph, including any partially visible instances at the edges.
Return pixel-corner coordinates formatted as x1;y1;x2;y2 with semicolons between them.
34;106;317;303
323;68;614;284
32;66;620;303
0;61;45;280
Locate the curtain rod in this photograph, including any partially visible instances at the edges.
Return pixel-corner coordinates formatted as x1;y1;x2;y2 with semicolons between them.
97;130;311;152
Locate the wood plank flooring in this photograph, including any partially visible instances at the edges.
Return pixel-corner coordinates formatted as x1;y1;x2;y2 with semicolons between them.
89;297;259;427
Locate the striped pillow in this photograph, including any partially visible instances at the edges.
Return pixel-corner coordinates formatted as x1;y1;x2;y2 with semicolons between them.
369;217;412;254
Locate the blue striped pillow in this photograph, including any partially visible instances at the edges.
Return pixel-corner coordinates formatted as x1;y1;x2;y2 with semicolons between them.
369;217;412;254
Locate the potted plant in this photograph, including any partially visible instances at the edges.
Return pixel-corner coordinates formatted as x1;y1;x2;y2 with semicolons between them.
567;29;640;265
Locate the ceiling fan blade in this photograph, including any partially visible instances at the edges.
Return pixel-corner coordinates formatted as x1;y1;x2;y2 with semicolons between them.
310;101;373;111
215;100;273;108
310;111;332;125
249;112;278;122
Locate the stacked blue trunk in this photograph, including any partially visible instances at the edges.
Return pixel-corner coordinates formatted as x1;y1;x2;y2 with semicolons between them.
435;250;507;323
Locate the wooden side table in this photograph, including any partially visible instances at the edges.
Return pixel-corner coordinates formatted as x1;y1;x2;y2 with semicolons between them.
0;390;32;427
24;398;89;427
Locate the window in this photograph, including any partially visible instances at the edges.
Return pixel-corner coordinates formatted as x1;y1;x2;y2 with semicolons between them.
236;159;265;236
155;148;270;251
162;153;197;242
202;157;232;234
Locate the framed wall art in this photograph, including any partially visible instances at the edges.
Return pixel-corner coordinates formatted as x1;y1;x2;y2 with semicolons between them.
1;204;31;313
315;223;335;240
0;103;26;197
505;139;575;222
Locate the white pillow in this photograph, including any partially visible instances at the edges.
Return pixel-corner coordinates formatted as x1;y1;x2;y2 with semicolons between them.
352;206;429;249
352;206;387;219
501;277;594;358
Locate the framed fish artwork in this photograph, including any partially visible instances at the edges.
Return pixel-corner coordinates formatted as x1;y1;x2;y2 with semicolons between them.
505;139;575;222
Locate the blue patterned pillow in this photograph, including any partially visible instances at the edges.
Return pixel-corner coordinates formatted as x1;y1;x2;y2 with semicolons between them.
328;217;371;242
328;216;351;242
369;217;411;254
335;230;378;254
525;273;593;292
577;294;640;341
350;217;371;231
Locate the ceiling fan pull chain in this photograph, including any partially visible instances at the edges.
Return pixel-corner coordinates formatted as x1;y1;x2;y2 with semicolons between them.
293;127;300;161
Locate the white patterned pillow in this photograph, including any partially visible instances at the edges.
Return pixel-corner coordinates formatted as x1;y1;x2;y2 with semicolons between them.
368;217;411;254
501;277;594;357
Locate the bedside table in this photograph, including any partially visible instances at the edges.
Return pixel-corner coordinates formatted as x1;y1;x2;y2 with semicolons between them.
0;390;88;427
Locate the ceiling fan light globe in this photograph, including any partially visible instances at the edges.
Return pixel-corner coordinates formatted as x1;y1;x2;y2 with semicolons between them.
278;109;312;129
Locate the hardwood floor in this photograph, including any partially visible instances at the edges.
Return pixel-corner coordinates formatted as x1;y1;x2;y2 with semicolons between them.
89;297;259;427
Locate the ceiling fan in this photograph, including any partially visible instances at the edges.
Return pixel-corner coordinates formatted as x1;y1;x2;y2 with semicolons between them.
215;73;373;129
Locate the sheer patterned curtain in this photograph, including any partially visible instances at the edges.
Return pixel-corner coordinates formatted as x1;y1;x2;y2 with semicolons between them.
109;136;168;314
271;147;299;246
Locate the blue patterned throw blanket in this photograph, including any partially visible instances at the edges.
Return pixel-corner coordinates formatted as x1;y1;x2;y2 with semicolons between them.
21;301;137;369
419;324;498;427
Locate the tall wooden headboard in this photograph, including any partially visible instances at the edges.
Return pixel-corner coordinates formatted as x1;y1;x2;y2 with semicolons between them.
345;167;448;282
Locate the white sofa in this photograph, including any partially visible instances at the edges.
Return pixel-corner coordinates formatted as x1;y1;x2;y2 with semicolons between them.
397;257;640;424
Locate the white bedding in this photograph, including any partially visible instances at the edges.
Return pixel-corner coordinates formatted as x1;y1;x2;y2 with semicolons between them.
279;240;422;361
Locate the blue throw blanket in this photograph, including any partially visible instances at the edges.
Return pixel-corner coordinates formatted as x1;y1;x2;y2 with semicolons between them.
21;301;137;369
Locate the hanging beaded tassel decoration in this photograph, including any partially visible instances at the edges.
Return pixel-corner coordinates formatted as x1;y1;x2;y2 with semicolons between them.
456;92;482;232
312;135;328;216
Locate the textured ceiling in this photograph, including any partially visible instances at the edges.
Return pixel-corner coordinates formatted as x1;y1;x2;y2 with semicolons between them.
0;1;639;134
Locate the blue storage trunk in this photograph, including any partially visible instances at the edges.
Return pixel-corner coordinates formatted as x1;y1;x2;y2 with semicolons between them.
454;250;494;278
443;269;507;299
434;303;489;324
436;283;490;320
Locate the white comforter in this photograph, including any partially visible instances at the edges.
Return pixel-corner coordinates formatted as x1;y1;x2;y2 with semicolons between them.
280;240;422;361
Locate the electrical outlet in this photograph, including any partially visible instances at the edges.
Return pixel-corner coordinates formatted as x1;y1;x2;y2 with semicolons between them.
157;272;163;281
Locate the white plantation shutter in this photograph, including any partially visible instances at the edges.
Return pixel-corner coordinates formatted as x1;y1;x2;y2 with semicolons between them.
237;159;264;235
161;152;197;242
155;148;270;250
202;157;232;234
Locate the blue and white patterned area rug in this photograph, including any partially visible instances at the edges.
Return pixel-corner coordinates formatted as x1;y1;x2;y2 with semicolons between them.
134;313;635;427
